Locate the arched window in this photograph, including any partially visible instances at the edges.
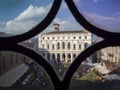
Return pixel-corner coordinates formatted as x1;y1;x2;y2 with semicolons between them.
62;53;65;62
57;42;60;50
52;44;54;50
47;45;49;49
73;54;76;59
67;53;71;62
84;43;88;48
79;36;81;39
79;44;81;50
52;54;55;61
73;44;76;50
57;54;60;63
73;36;76;39
67;42;70;50
85;36;87;39
62;42;65;49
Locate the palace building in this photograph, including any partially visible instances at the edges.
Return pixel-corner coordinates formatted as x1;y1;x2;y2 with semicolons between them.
38;24;92;64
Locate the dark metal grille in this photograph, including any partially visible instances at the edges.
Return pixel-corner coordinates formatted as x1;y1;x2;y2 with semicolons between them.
0;0;120;90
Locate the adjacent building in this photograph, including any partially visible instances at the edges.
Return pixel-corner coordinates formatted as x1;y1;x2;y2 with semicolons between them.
92;38;120;71
101;46;120;66
0;32;34;87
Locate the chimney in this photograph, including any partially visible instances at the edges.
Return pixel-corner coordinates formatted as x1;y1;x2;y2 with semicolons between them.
54;23;59;31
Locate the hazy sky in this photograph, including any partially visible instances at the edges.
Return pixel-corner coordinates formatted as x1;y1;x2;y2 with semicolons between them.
74;0;120;32
0;0;82;35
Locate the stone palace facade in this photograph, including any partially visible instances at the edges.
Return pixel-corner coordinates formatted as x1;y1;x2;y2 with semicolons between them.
38;24;92;64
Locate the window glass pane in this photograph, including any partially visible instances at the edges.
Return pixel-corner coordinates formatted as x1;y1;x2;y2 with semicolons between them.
0;0;53;35
74;0;120;33
70;46;120;90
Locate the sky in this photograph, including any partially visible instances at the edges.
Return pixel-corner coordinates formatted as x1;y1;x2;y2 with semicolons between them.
74;0;120;32
0;0;82;35
0;0;52;21
1;0;119;35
